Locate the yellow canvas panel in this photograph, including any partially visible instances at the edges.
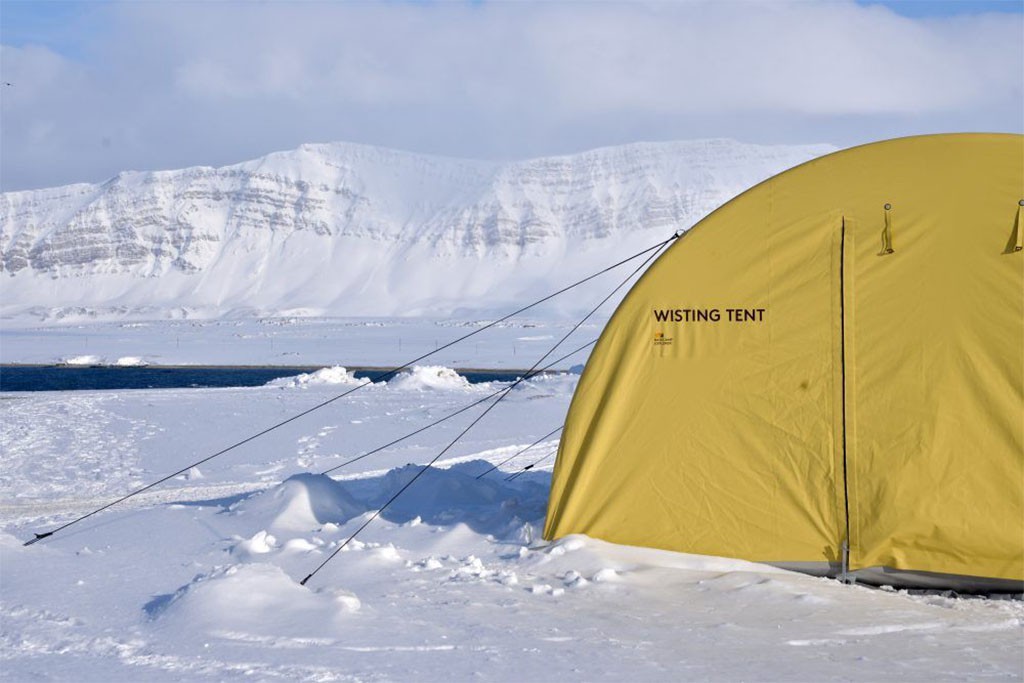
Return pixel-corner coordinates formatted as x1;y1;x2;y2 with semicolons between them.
544;134;1024;585
843;137;1024;581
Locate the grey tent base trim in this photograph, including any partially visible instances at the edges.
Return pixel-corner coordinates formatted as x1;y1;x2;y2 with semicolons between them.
772;562;1024;594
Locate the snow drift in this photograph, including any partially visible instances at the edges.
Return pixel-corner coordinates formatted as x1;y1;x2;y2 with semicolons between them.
230;473;364;532
266;366;366;389
150;563;360;637
386;366;477;392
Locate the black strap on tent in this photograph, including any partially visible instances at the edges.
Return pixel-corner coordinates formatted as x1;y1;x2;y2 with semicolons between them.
299;238;672;586
23;234;677;547
474;425;563;480
321;348;589;476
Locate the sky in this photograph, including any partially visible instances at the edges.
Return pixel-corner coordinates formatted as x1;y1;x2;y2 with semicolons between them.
0;0;1021;192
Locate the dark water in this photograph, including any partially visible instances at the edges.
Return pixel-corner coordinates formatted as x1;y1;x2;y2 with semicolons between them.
0;366;530;392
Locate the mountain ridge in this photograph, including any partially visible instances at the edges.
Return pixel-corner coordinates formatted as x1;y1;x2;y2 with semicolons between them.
0;138;834;321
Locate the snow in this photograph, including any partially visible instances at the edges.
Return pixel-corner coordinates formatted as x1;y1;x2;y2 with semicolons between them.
0;316;604;369
0;139;834;322
2;359;1021;681
386;366;477;392
59;354;103;366
230;473;363;532
179;466;204;481
151;563;362;639
54;354;148;367
266;366;366;389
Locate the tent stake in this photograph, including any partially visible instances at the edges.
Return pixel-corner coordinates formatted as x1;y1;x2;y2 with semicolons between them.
840;540;855;585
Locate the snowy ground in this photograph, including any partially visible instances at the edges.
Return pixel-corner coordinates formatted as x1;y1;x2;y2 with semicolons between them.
0;317;602;370
2;337;1023;680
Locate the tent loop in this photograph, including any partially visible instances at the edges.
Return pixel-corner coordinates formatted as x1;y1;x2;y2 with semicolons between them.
1014;200;1023;253
879;203;894;255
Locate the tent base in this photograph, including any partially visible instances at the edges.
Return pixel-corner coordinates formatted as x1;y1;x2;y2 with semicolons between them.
773;562;1023;594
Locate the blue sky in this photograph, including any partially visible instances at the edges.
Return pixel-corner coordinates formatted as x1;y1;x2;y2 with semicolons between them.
861;0;1023;17
1;0;1022;190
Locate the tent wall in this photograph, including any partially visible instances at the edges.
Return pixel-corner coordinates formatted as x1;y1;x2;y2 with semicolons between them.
843;138;1024;582
544;134;1024;587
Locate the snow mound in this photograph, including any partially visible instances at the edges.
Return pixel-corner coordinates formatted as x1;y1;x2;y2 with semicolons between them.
176;466;204;481
266;366;366;388
233;530;279;558
150;563;359;636
113;356;148;366
371;462;545;536
231;474;364;532
387;366;473;391
59;355;103;366
376;463;503;515
510;372;580;398
0;531;29;551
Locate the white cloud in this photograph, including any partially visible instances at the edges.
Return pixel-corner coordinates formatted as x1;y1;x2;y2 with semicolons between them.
1;0;1020;191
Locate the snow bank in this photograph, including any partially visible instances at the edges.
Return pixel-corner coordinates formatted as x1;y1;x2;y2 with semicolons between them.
176;466;204;481
230;473;364;532
509;371;579;399
59;355;149;367
529;533;793;579
387;366;473;391
372;461;547;537
150;563;359;636
112;356;148;367
266;366;366;389
59;355;103;366
376;463;503;514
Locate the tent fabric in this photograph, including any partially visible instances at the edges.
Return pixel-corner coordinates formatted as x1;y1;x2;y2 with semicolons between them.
543;134;1024;587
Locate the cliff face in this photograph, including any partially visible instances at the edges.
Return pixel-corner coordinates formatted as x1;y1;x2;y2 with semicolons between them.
0;139;832;320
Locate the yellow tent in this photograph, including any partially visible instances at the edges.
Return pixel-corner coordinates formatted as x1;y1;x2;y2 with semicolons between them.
544;134;1024;591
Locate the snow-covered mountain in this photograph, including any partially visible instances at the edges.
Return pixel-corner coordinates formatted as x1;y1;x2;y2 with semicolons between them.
0;139;833;321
